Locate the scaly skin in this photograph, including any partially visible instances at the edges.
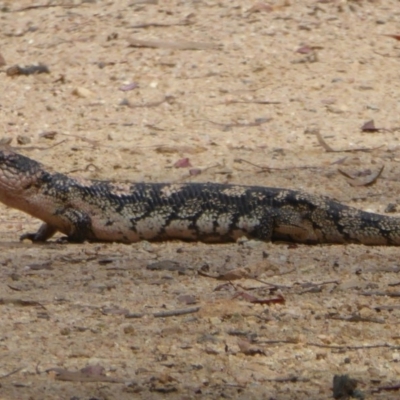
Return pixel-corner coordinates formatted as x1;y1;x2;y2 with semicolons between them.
0;149;400;245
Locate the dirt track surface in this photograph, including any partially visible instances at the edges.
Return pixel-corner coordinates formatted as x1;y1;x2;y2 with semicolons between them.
1;1;400;399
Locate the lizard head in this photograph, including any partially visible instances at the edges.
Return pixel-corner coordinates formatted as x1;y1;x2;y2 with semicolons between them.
0;149;73;228
0;148;44;201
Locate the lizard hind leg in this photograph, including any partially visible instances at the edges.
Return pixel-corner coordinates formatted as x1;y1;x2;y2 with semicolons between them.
272;209;319;243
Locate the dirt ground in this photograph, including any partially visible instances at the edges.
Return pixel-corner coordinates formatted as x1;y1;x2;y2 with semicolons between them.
1;0;400;399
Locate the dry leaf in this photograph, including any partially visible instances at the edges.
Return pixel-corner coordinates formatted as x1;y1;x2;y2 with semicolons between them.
174;158;192;168
189;168;202;176
361;120;380;132
382;34;400;41
119;82;139;92
296;45;313;54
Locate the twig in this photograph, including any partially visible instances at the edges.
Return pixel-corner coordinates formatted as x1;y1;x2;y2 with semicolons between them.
306;342;400;350
0;298;46;308
253;277;291;290
373;383;400;393
229;84;271;93
58;133;100;147
14;1;79;12
234;158;318;172
373;50;399;58
153;307;200;318
68;163;101;174
0;367;23;379
8;140;67;152
221;100;281;105
14;3;61;12
201;118;271;130
361;291;400;297
125;312;144;319
297;279;340;287
130;20;193;29
125;306;200;319
232;291;285;305
123;95;174;108
258;340;400;351
338;165;384;187
128;38;219;50
258;339;298;345
46;368;125;383
315;131;384;153
327;314;385;324
263;375;309;383
315;131;335;152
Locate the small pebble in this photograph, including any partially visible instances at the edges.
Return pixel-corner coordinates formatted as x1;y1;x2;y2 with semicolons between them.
72;87;93;98
17;135;31;145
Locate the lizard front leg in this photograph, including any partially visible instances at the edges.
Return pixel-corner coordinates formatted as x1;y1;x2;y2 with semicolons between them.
20;223;58;242
20;208;94;243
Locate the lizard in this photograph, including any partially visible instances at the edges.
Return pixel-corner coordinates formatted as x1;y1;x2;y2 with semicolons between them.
0;148;399;245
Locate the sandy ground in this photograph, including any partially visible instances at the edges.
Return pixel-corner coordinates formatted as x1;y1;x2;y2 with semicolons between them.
1;0;400;399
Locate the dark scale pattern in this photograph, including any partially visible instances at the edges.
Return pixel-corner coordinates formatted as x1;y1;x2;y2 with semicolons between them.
1;149;400;244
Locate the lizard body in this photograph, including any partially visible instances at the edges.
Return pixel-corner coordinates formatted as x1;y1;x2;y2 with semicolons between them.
0;149;399;245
